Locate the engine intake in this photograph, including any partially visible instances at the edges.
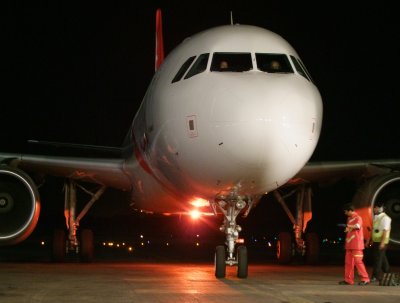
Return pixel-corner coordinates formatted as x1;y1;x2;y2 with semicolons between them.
0;166;40;245
353;172;400;245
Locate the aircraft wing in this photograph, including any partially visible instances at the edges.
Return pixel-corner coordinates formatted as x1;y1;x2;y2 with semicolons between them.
0;152;131;191
3;151;400;194
292;159;400;185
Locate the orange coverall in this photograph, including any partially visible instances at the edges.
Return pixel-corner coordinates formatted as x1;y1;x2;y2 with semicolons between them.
343;212;370;284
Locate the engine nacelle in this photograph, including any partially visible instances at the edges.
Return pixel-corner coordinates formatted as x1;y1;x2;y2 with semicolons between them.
0;166;40;245
352;172;400;245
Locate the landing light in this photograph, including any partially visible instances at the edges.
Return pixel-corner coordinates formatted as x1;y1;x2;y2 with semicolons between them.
190;210;201;219
189;198;209;208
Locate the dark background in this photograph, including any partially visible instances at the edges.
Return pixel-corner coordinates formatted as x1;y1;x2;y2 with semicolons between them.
4;1;400;159
2;1;400;260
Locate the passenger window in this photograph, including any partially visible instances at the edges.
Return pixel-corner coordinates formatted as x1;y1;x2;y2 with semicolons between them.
256;54;293;73
184;53;209;79
290;55;312;82
211;53;253;72
172;56;196;83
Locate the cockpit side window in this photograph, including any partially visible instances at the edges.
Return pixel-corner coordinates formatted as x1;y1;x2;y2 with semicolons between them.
290;55;313;83
297;58;314;83
256;54;293;73
211;53;253;72
184;53;209;79
171;56;196;83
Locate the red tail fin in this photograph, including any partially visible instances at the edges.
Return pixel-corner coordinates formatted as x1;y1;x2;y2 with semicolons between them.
155;8;164;72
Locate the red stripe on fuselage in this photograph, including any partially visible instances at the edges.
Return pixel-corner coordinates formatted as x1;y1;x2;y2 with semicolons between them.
132;132;153;176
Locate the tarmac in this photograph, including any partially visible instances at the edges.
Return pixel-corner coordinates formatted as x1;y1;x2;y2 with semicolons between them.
1;259;399;302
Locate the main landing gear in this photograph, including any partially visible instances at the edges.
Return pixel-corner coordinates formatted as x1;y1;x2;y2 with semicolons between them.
52;179;106;262
273;185;320;265
210;189;254;279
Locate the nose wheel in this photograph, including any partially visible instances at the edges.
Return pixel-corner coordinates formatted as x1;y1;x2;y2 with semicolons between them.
237;245;248;278
214;244;248;278
215;245;226;278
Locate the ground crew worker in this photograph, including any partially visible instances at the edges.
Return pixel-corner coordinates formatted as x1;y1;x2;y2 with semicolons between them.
338;203;370;285
368;203;391;282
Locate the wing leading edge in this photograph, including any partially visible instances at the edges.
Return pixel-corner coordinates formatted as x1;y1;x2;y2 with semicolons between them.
292;159;400;185
0;152;131;190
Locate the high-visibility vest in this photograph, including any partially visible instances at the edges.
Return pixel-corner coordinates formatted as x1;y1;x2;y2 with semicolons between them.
372;214;391;244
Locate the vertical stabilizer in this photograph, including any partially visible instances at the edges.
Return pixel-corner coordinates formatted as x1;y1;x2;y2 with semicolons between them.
155;8;164;71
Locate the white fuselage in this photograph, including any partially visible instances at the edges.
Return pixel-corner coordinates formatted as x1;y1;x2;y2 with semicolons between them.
123;25;323;214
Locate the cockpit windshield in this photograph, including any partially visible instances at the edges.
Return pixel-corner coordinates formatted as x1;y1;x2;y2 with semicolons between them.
256;54;293;73
171;52;313;83
211;53;253;72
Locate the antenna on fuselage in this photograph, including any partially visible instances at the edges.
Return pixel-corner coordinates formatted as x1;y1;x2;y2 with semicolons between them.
230;11;233;25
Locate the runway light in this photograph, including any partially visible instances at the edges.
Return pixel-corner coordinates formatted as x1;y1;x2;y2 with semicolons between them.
236;238;245;244
128;247;133;252
40;241;45;246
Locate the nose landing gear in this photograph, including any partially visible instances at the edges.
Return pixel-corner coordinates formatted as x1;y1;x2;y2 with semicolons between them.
211;190;254;279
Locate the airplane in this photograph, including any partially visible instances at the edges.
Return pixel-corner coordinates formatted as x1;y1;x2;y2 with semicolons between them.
1;9;400;279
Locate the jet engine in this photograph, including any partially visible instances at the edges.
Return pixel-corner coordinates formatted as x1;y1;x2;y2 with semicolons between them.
352;172;400;245
0;166;40;245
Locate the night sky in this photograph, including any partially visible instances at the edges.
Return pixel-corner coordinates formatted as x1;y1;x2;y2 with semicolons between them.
4;1;400;159
3;2;400;246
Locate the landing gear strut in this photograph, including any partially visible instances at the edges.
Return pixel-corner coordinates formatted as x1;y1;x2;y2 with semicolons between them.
273;185;319;264
210;189;254;278
52;179;106;262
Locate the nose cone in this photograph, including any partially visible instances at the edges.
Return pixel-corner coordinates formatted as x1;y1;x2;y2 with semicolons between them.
210;75;322;173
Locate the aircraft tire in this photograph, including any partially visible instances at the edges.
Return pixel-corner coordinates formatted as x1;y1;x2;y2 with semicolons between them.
277;231;292;264
237;245;248;278
52;229;66;262
305;232;320;265
80;229;94;263
215;245;226;278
